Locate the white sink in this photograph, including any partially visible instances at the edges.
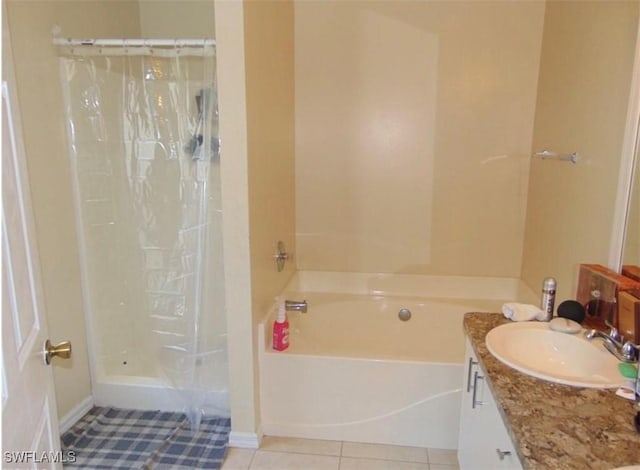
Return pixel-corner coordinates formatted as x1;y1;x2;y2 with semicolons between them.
485;322;623;388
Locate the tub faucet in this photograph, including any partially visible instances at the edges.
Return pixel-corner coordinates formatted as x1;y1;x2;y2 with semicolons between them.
285;299;308;313
585;322;639;363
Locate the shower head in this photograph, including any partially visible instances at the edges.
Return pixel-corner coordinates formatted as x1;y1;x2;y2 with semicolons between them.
187;89;220;161
195;88;217;116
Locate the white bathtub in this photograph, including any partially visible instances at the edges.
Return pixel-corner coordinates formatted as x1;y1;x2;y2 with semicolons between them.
259;271;534;449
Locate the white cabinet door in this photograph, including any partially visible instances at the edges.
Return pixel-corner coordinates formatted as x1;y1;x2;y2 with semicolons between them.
458;337;522;470
1;10;65;468
458;338;483;466
480;384;522;469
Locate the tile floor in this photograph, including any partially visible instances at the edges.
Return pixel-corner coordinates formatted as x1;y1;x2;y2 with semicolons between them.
221;436;459;470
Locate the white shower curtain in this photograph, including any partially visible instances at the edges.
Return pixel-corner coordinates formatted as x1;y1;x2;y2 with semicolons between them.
59;43;226;430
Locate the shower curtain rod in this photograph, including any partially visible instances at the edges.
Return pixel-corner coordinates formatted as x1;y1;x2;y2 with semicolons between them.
53;38;215;47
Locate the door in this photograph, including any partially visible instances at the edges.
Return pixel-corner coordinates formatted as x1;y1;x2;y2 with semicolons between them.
1;10;65;469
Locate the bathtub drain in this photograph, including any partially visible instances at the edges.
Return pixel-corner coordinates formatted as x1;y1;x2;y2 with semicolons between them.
398;308;412;321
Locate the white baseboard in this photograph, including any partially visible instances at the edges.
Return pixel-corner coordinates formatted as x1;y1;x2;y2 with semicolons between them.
228;428;262;449
59;395;94;434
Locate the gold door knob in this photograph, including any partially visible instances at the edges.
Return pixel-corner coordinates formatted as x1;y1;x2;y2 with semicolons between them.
43;339;72;365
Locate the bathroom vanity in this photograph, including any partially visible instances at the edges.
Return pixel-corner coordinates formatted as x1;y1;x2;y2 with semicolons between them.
460;313;640;469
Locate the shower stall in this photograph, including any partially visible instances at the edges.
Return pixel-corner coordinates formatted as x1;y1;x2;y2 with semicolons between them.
57;39;228;424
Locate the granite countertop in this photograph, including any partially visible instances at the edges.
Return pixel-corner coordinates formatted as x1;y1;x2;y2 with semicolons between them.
463;312;640;470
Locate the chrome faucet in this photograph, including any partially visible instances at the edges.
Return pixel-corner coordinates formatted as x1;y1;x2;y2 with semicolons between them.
285;299;308;313
585;322;639;363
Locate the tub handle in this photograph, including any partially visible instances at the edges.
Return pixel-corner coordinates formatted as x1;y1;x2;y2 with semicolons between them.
273;240;289;272
466;357;478;393
471;371;485;408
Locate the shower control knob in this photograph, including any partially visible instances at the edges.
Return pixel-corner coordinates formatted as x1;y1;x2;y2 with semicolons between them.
43;339;72;365
274;241;289;272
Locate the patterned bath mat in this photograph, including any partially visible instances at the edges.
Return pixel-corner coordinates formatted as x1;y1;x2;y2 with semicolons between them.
61;407;230;469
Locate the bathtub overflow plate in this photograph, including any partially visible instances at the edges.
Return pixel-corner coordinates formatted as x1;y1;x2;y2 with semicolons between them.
398;308;412;321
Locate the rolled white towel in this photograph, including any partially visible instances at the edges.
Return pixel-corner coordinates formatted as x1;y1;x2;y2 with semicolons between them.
502;303;546;322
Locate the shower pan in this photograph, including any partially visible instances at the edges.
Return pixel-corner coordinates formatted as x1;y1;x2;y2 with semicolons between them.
57;39;228;425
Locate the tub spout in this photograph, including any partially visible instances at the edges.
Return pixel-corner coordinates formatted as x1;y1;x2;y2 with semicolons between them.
285;299;308;313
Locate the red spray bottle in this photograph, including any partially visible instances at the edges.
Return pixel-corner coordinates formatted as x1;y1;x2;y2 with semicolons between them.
272;300;289;351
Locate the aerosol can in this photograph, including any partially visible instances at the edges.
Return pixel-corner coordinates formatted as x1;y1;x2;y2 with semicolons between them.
541;277;557;321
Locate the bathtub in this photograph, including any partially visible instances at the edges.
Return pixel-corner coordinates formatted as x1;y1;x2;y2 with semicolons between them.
259;271;535;449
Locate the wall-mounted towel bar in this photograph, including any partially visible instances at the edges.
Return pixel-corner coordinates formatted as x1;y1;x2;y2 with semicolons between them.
533;149;579;164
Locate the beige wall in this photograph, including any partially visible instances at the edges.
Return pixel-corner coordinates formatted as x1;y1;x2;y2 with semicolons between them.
244;0;296;319
244;0;296;432
213;0;296;438
214;0;255;435
295;1;545;276
521;1;639;303
5;0;141;419
139;0;215;38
